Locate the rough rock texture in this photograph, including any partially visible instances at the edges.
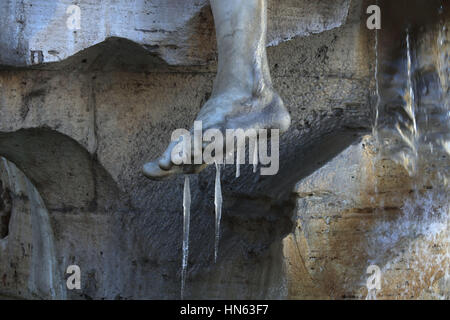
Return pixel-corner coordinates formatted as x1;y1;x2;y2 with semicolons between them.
0;0;375;299
0;0;350;67
284;136;449;299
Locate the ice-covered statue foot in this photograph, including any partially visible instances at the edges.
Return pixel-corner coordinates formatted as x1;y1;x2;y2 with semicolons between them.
142;0;291;180
142;91;290;180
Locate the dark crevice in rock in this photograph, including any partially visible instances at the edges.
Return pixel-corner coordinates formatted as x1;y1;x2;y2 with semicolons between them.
0;180;12;239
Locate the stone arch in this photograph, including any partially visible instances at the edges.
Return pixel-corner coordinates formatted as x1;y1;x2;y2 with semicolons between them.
0;128;126;299
0;128;123;212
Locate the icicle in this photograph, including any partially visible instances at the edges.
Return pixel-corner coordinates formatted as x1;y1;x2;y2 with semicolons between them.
403;30;419;175
235;145;240;178
373;19;381;137
252;139;258;173
214;162;223;263
406;31;418;138
181;175;191;299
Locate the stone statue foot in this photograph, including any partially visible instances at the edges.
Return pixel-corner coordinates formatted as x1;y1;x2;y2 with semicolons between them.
142;89;291;180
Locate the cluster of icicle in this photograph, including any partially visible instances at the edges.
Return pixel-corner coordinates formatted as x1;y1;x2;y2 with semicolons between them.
179;134;260;299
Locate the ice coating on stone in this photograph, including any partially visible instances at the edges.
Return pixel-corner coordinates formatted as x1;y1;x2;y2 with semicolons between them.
181;175;191;299
375;23;449;179
396;31;419;174
367;16;450;298
365;190;449;299
214;162;223;263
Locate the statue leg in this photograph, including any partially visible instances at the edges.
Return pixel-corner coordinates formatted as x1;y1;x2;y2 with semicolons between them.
143;0;291;179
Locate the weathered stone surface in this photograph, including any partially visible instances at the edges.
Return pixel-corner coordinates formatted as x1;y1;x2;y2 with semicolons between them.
0;158;64;299
0;0;350;67
0;0;374;299
284;136;449;299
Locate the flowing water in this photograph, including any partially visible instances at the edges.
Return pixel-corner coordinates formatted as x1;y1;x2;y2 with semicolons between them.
367;0;449;299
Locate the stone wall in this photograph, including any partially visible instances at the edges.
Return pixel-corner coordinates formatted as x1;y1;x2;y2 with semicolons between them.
0;0;350;67
0;0;374;299
1;0;447;300
285;136;449;299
